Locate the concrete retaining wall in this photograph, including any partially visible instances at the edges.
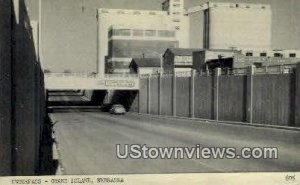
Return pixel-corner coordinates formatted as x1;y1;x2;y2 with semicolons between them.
296;64;300;126
0;0;46;175
0;0;12;175
252;74;296;126
135;64;300;127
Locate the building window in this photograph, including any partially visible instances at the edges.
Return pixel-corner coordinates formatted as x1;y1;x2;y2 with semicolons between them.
289;53;296;58
132;29;143;36
158;30;175;37
172;12;181;15
149;12;156;15
173;19;180;22
173;3;181;7
246;52;253;56
113;29;131;36
274;53;283;57
133;11;141;15
145;30;156;37
117;10;125;14
260;53;267;57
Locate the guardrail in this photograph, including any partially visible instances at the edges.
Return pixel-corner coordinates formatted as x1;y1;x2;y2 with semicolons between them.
45;64;298;81
45;73;139;78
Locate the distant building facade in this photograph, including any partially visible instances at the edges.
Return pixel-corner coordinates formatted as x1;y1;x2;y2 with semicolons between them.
107;26;178;74
234;49;300;68
187;2;272;51
162;0;190;48
97;8;170;76
97;0;188;76
129;58;161;75
193;49;238;72
163;48;200;73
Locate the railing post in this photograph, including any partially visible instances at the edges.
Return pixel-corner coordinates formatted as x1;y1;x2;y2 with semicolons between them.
172;71;177;117
158;73;162;115
190;70;195;118
138;77;141;114
246;65;255;123
214;68;221;121
147;74;151;114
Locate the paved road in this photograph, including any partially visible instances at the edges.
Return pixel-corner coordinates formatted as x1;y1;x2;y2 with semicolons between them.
50;110;300;175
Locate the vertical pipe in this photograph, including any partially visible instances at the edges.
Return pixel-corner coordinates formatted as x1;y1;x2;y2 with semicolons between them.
190;70;195;118
247;65;255;123
158;73;162;115
147;75;151;114
215;68;221;121
173;71;177;117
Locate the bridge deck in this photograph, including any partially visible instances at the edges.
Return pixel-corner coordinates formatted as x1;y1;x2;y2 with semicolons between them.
45;73;140;90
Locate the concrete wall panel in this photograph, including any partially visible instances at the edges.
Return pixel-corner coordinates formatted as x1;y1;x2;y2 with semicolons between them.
218;75;247;122
139;79;148;114
252;74;294;126
176;77;191;117
194;76;214;119
160;77;173;116
150;77;159;115
296;63;300;126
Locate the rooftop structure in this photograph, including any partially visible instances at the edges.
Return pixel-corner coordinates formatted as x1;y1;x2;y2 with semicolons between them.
163;48;201;73
129;58;162;75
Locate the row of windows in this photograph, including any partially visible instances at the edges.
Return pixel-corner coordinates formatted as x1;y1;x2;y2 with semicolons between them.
101;10;160;16
245;52;297;58
227;4;267;9
109;29;175;38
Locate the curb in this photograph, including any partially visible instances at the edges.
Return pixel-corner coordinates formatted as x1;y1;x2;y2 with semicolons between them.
129;112;300;132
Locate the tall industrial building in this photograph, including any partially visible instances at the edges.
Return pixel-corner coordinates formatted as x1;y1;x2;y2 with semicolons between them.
162;0;190;48
97;8;170;76
97;0;188;76
187;2;272;51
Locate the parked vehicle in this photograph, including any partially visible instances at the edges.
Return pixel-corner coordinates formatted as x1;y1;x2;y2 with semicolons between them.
109;104;126;115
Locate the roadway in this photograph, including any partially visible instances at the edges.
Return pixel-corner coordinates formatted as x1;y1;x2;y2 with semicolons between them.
49;108;300;175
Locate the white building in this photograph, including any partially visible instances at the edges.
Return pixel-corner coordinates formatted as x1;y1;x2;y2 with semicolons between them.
97;8;171;77
162;0;190;48
187;2;272;51
97;0;189;77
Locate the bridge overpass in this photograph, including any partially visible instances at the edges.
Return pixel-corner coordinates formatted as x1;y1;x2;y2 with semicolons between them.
44;73;140;90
